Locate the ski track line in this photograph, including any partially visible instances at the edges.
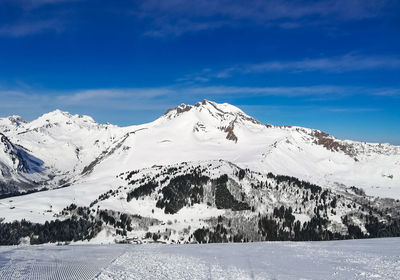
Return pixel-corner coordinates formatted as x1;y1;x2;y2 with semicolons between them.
0;240;399;280
0;245;125;280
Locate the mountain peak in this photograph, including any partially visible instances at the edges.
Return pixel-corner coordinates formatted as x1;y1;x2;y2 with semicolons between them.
7;115;26;126
27;109;98;130
159;100;264;144
195;99;244;114
164;103;193;117
38;109;72;120
163;100;256;122
0;115;26;130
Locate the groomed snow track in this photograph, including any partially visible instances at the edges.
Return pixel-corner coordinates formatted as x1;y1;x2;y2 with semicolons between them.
0;238;400;280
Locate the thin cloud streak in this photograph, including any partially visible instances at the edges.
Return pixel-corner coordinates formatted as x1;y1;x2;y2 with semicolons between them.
58;88;176;104
242;55;400;73
0;0;395;37
6;0;80;10
0;85;398;112
0;19;64;37
0;0;77;37
137;0;391;37
185;55;400;81
239;104;380;115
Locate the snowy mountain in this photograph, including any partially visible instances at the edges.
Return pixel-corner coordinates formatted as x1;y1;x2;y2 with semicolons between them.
0;110;125;196
1;100;399;198
0;100;399;245
0;132;49;195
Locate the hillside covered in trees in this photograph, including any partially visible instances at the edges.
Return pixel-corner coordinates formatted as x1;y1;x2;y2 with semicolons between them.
1;160;400;245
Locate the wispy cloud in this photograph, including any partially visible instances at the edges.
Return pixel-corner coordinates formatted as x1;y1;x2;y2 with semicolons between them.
55;88;179;109
326;107;380;113
239;104;381;115
0;85;398;130
8;0;79;10
1;85;398;111
136;0;393;37
180;85;400;98
1;0;396;37
239;55;400;73
181;85;351;97
0;0;78;37
179;54;400;82
0;19;64;37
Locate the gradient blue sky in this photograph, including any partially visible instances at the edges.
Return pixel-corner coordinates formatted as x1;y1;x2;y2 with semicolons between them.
0;0;399;144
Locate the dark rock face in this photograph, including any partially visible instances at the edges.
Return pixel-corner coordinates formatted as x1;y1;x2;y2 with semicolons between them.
312;130;356;157
164;104;193;117
1;133;44;174
224;118;238;143
0;133;46;196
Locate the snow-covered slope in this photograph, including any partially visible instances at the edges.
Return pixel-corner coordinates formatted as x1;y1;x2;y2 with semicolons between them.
0;100;400;245
87;99;400;199
0;100;399;199
1;160;400;245
0;110;126;194
0;132;48;194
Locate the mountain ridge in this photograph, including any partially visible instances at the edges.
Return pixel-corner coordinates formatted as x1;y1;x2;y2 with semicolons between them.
1;101;397;146
0;100;399;199
0;100;399;245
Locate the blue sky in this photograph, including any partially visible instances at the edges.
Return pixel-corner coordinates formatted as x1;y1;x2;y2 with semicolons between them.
0;0;399;144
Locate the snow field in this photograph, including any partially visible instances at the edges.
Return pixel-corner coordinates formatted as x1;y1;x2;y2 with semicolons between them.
0;245;124;280
0;238;399;280
140;239;400;280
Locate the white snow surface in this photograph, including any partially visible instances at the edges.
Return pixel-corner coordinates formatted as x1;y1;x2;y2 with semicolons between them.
0;238;399;279
0;100;399;223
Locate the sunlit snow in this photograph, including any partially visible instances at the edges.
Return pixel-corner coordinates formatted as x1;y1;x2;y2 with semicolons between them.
0;238;399;280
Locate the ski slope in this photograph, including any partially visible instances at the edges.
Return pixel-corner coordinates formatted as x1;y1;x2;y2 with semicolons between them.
0;238;399;279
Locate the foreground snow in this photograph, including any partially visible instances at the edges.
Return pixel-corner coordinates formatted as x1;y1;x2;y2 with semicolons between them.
0;238;399;280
